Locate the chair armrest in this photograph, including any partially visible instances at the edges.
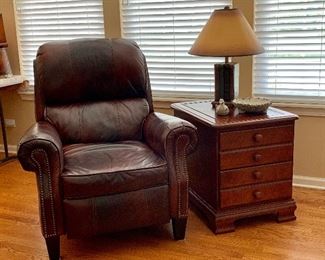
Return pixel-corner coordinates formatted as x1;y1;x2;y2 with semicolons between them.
18;121;63;172
143;112;198;219
143;112;197;158
17;121;64;238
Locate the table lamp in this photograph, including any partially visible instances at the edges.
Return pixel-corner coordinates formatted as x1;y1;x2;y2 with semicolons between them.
0;13;13;78
189;6;264;107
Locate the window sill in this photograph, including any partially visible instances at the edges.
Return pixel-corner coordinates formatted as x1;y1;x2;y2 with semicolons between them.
16;88;325;118
273;102;325;117
152;90;213;101
254;95;325;117
152;91;213;110
17;89;213;102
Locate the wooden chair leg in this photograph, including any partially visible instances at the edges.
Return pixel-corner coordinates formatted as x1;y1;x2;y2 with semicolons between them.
45;236;60;260
172;218;187;240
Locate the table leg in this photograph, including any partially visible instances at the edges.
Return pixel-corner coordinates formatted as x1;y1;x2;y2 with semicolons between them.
0;96;15;164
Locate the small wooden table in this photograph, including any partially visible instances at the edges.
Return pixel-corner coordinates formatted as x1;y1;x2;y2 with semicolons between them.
171;100;298;234
0;75;23;163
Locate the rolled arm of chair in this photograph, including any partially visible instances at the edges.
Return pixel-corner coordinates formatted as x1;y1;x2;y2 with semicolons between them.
143;112;198;219
17;121;64;238
18;121;63;172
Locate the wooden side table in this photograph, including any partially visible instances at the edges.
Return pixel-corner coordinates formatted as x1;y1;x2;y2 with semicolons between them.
171;100;298;234
0;75;23;163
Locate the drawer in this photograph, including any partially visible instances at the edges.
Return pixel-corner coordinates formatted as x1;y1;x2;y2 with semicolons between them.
220;125;294;151
220;144;293;170
220;162;293;189
220;181;292;208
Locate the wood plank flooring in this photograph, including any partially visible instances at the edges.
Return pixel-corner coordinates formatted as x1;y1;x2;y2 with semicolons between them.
0;161;324;259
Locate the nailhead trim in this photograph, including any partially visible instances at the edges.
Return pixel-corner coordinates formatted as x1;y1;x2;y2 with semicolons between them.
31;148;57;238
175;134;190;218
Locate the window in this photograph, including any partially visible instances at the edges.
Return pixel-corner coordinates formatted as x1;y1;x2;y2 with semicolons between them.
254;0;325;103
121;0;231;96
15;0;105;85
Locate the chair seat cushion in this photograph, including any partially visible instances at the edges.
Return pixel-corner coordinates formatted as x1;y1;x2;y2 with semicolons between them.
61;141;168;199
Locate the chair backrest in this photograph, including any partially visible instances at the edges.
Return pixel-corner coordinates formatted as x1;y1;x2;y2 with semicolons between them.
33;38;153;144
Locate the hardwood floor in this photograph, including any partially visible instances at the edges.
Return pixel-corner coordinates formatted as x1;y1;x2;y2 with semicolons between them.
0;161;324;260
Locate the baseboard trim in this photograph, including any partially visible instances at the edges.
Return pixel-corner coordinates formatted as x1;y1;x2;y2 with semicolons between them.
0;144;17;154
293;175;325;190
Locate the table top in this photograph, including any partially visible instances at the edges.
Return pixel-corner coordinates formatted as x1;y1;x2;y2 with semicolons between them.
171;100;298;128
0;75;23;88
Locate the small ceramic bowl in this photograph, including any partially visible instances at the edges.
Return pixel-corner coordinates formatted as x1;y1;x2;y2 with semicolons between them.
233;97;272;114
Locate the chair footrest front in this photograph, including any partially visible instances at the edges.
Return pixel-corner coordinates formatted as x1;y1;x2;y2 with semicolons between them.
63;185;170;238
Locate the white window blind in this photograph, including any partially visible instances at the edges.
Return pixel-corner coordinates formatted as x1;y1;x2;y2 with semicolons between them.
121;0;231;95
254;0;325;102
15;0;105;84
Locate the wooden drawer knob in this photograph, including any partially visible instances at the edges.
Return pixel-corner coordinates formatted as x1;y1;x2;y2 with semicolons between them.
253;171;262;179
254;153;262;162
254;191;262;199
254;133;263;142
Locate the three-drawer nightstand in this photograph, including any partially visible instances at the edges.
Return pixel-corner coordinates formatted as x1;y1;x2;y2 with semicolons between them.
171;100;298;234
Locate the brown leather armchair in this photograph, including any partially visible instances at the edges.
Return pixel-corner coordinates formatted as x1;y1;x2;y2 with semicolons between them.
17;38;197;260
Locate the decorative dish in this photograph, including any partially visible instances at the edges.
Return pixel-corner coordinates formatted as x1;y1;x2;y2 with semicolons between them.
232;97;272;114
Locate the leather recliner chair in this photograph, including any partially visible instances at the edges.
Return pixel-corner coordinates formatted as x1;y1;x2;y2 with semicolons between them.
17;38;198;260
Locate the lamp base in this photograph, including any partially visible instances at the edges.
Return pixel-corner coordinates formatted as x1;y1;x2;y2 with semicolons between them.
213;62;239;107
0;47;13;78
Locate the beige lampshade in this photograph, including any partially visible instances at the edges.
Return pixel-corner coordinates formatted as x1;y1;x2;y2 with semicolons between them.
189;7;264;57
